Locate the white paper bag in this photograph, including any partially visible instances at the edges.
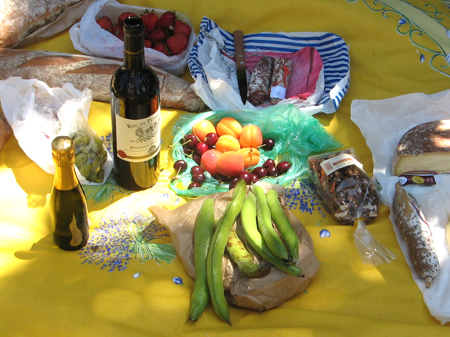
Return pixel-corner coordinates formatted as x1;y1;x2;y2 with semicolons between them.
351;90;450;325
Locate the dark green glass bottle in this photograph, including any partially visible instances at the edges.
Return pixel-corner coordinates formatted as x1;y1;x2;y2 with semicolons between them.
110;16;161;191
50;136;89;251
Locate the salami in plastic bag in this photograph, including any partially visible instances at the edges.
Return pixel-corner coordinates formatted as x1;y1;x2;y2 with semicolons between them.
308;148;396;265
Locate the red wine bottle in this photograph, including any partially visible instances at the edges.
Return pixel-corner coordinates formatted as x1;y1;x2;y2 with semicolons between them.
110;16;161;191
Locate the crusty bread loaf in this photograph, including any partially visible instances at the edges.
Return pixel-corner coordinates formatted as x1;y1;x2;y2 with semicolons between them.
0;49;206;112
0;0;82;48
392;120;450;175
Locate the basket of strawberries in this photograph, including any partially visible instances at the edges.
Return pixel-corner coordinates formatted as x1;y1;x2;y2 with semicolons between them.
69;0;196;76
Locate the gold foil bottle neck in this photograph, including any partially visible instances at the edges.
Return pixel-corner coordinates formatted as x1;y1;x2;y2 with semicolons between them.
52;136;75;165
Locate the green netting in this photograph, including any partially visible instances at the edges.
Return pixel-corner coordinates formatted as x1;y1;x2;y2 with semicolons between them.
170;104;342;197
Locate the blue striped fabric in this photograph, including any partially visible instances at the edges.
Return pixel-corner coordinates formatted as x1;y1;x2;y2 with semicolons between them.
188;17;350;113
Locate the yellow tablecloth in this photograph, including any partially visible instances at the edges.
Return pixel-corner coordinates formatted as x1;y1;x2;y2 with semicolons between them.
1;0;450;335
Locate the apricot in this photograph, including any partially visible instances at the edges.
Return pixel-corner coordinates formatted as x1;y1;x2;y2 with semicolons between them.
239;124;263;148
216;117;243;138
192;119;216;142
237;147;260;168
216;151;245;178
200;149;222;176
215;135;241;153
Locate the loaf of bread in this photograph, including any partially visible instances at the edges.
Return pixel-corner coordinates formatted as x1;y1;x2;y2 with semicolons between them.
0;49;206;112
392;120;450;176
0;0;83;48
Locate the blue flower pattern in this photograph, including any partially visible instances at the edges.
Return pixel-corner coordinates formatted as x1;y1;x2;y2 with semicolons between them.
79;211;176;272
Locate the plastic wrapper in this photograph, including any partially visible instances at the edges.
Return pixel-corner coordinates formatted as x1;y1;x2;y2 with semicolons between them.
170;103;342;197
308;148;396;265
0;77;112;185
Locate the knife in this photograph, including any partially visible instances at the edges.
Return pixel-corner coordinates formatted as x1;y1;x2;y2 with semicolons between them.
233;30;247;104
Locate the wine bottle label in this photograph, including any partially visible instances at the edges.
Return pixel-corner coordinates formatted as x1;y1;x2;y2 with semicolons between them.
115;110;161;162
69;214;83;247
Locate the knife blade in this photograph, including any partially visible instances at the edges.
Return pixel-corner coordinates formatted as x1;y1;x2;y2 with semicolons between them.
233;30;247;104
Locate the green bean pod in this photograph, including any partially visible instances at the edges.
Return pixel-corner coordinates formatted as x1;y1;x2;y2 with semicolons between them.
226;229;270;279
206;179;247;325
241;192;304;277
188;198;216;322
252;185;289;262
266;189;299;264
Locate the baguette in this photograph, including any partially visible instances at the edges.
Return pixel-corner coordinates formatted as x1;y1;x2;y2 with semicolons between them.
0;49;206;112
0;0;82;48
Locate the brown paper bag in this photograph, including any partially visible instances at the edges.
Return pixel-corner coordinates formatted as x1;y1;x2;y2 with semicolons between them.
149;184;320;312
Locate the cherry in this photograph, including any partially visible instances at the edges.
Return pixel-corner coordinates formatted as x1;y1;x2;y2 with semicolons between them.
277;161;291;174
251;174;259;183
239;171;253;185
192;172;206;184
204;132;218;147
192;152;202;165
184;134;198;148
191;166;204;175
266;166;278;177
188;182;201;189
195;142;209;156
173;160;187;174
252;166;267;178
182;145;193;155
263;159;276;169
228;177;241;190
262;138;275;151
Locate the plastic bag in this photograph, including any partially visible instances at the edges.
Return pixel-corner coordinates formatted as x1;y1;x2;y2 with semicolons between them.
69;0;196;76
170;103;342;197
308;148;396;265
0;77;113;185
188;17;350;114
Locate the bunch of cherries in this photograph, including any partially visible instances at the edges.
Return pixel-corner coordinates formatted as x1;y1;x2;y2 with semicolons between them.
173;133;292;190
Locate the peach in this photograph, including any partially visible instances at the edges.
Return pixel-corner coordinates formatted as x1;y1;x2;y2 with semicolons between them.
200;149;222;176
237;147;260;168
239;124;263;148
216;151;245;178
215;135;241;153
216;117;243;138
192;119;216;142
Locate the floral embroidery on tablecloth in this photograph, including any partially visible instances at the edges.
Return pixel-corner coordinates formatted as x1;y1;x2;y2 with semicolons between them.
79;211;176;272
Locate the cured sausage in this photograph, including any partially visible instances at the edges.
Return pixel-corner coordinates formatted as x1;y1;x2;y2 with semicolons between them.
247;57;273;106
393;182;440;288
269;57;292;103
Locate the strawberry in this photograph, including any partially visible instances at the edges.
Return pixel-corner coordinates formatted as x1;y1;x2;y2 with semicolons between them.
157;11;176;31
118;12;137;28
166;34;189;55
144;40;152;48
111;24;122;37
141;10;159;33
96;16;112;32
148;29;167;45
117;31;124;41
174;20;191;37
153;42;169;56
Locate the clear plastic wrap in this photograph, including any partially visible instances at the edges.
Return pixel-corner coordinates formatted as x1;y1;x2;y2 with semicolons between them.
308;148;396;265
